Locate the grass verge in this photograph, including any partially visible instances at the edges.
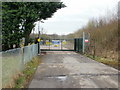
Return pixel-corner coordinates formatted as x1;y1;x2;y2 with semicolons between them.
84;54;119;70
14;56;41;88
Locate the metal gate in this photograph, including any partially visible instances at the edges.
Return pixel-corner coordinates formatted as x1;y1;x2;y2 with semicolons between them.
40;38;83;52
74;38;83;53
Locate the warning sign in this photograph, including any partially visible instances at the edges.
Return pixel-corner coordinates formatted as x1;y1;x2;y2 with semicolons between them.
62;40;66;44
85;39;88;43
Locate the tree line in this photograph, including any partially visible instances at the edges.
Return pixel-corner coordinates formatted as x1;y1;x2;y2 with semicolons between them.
2;2;65;51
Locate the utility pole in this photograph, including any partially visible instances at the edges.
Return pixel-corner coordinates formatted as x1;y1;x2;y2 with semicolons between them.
82;32;85;54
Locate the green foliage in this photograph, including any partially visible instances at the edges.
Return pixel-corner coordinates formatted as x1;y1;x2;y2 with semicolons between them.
14;56;40;88
85;54;119;69
2;2;23;50
2;2;66;50
14;76;25;88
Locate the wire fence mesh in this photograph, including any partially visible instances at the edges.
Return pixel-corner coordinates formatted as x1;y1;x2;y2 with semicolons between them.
2;44;38;88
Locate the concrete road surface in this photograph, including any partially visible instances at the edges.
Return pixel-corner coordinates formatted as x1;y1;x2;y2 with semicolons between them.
28;51;119;88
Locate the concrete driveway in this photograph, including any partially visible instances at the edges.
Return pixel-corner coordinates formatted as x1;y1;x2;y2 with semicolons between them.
28;51;119;88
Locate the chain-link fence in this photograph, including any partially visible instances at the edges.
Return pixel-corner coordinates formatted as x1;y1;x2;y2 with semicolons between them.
2;44;38;88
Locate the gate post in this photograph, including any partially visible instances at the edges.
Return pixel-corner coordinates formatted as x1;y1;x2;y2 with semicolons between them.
78;38;80;52
76;39;78;52
74;39;76;51
82;32;85;54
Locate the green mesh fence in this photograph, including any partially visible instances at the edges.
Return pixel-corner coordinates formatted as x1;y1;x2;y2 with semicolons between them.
2;44;38;88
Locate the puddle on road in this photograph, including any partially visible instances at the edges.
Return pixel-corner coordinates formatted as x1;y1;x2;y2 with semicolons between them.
57;76;67;81
47;75;67;82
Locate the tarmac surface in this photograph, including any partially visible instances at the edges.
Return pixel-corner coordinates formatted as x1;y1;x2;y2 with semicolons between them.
28;51;119;88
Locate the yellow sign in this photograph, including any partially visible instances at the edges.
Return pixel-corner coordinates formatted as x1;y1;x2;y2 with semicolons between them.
37;38;40;42
62;41;66;45
46;42;49;45
54;45;58;47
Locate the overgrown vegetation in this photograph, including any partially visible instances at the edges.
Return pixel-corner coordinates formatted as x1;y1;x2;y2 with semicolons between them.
85;54;119;69
13;56;41;88
66;9;118;61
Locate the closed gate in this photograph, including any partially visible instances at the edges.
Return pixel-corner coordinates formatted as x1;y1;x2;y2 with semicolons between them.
40;38;83;52
74;38;83;53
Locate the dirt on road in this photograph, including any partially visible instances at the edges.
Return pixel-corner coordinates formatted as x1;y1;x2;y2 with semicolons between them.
28;51;119;88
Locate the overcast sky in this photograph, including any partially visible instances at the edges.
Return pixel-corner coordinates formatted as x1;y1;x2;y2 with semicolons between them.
33;0;119;35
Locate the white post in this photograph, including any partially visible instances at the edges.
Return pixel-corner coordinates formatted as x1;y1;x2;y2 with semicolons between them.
83;32;85;53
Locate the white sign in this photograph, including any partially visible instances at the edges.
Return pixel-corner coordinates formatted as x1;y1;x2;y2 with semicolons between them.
85;39;89;43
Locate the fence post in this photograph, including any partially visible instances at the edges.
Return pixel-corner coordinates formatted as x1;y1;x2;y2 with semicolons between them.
21;47;25;69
